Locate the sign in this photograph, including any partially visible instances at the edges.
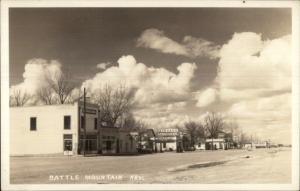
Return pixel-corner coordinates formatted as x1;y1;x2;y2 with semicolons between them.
158;128;178;133
85;108;97;114
81;108;97;115
206;138;225;142
157;128;179;137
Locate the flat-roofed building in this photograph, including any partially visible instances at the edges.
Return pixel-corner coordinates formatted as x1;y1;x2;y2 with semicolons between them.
10;102;138;156
156;128;184;152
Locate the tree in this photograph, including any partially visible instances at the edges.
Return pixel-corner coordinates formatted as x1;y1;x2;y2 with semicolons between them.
92;84;135;127
37;87;56;105
134;120;148;133
184;121;205;147
10;88;30;106
123;112;136;128
224;119;239;135
204;112;225;150
240;133;252;145
67;88;83;104
122;112;148;132
223;119;240;147
45;70;76;104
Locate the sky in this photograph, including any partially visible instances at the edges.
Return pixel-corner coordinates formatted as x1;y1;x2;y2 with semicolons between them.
9;8;292;144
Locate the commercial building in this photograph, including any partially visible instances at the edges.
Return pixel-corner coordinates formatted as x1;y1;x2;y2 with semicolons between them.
10;102;138;156
194;138;206;150
99;127;138;155
205;131;234;150
156;128;185;152
138;129;156;153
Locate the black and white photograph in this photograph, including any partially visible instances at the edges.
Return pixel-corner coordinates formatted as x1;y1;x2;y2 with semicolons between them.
1;0;299;190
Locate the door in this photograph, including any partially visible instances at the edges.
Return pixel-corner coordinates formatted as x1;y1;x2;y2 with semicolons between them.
63;134;73;151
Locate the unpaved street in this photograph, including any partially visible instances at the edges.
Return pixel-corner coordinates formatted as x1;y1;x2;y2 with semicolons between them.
10;148;291;184
150;148;291;184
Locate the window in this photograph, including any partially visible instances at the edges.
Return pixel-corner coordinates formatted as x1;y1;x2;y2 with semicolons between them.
63;134;73;151
30;117;36;131
64;116;71;130
94;118;98;130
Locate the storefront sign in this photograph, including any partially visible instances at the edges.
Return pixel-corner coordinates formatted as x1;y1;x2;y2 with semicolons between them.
85;108;97;114
81;108;97;115
157;128;179;137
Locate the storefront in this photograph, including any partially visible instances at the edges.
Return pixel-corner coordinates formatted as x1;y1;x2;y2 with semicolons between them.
205;138;231;150
156;128;183;152
97;127;138;155
138;129;156;153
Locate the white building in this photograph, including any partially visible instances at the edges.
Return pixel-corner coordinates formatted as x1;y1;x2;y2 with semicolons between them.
205;138;229;150
10;102;137;156
156;128;183;152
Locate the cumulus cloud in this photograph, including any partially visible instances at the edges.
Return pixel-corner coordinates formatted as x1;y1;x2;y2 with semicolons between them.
167;101;187;111
193;32;292;143
137;28;220;59
82;55;197;105
195;32;291;105
228;93;291;121
134;107;192;130
195;88;218;107
228;93;291;143
96;62;111;70
10;59;62;102
217;32;291;94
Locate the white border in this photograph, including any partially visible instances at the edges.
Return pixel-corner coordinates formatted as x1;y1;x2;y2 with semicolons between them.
1;0;299;190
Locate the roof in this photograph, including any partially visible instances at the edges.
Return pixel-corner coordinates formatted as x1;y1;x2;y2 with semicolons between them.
9;102;78;109
9;101;99;110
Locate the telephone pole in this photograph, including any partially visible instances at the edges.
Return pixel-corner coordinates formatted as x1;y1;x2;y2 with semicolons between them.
83;88;87;156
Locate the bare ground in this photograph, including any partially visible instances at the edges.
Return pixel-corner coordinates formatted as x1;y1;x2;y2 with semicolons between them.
10;148;291;184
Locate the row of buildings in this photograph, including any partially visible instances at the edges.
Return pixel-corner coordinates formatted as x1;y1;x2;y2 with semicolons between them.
10;102;235;156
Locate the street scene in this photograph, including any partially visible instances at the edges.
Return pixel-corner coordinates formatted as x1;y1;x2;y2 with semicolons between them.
10;148;291;184
4;4;295;189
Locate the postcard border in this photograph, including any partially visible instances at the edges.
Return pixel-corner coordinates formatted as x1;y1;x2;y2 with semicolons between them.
1;0;299;190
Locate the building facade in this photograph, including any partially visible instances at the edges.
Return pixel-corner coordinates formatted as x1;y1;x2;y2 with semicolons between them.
10;102;138;156
205;131;234;150
156;128;184;152
138;129;156;153
10;103;80;156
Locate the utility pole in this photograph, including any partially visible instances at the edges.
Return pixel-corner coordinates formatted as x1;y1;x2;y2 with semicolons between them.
97;109;102;154
83;88;87;156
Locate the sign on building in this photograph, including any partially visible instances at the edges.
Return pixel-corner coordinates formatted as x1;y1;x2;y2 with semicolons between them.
157;128;179;137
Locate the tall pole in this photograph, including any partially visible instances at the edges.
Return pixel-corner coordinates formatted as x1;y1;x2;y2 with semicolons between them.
97;109;102;154
83;88;87;156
